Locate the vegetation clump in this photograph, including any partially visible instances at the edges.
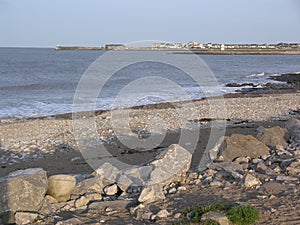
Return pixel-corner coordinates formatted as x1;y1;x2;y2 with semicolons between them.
226;205;259;225
182;204;259;225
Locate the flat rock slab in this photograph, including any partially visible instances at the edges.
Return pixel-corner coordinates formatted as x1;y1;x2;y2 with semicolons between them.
220;134;270;162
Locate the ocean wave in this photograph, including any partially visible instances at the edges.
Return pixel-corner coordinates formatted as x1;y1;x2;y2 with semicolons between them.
246;72;266;78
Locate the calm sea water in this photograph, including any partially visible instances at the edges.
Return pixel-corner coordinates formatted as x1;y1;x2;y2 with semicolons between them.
1;47;300;119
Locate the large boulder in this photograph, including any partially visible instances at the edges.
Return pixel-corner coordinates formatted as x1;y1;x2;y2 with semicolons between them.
139;144;192;203
257;126;288;148
219;134;270;162
0;168;47;223
149;144;192;186
47;175;76;202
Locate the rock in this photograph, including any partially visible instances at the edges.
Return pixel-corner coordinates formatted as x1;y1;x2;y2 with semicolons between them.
242;174;261;188
209;136;225;161
117;174;133;192
286;160;300;175
138;184;165;203
74;193;102;208
149;144;192;186
276;175;299;182
47;175;76;202
259;182;287;195
15;212;39;225
56;218;82;225
138;144;192;203
219;134;270;162
0;168;47;223
256;162;274;175
94;162;120;184
201;211;230;225
156;209;171;218
124;166;154;186
88;199;132;212
104;184;119;196
286;118;300;149
257;126;288;148
72;177;105;195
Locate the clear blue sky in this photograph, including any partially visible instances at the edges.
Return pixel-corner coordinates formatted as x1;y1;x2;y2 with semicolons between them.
0;0;299;47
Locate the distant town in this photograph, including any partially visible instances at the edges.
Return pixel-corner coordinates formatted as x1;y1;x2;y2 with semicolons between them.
55;42;300;54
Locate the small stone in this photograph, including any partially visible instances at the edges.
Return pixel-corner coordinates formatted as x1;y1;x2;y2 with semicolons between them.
104;184;119;196
56;218;82;225
210;180;223;187
242;174;261;188
168;187;177;194
156;209;171;218
201;211;229;225
15;212;39;225
174;212;182;219
178;186;187;191
138;184;165;203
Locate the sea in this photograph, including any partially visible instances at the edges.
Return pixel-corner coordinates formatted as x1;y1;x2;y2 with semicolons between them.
1;47;300;119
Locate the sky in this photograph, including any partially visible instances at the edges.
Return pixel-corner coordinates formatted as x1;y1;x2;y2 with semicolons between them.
0;0;300;47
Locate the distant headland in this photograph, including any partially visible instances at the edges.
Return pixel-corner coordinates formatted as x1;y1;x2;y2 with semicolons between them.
55;42;300;54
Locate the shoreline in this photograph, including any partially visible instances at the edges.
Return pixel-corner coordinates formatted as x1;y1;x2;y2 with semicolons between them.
1;71;299;123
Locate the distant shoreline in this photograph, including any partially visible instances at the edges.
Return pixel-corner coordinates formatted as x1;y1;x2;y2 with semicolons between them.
55;46;300;55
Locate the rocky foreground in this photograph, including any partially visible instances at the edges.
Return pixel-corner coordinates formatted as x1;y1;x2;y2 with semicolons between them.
0;115;300;224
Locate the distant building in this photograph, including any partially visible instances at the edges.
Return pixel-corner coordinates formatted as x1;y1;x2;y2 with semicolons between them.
105;44;126;50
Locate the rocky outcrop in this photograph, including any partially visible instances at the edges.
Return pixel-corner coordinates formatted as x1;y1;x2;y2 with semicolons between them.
0;168;47;224
219;134;270;162
47;175;76;202
257;126;288;148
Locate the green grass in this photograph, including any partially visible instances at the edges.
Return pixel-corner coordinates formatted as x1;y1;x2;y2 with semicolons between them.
226;205;259;225
182;204;259;225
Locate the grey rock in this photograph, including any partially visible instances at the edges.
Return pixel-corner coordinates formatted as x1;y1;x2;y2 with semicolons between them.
257;126;288;148
104;184;119;196
15;212;39;225
286;160;300;175
259;182;287;195
117;174;133;192
94;162;120;184
72;177;105;195
156;209;171;218
286;118;300;149
219;134;270;162
149;144;192;186
209;136;225;161
201;211;229;225
138;184;165;203
88;199;132;212
242;174;261;188
276;175;299;182
124;166;154;186
56;218;82;225
47;175;76;202
0;168;47;221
